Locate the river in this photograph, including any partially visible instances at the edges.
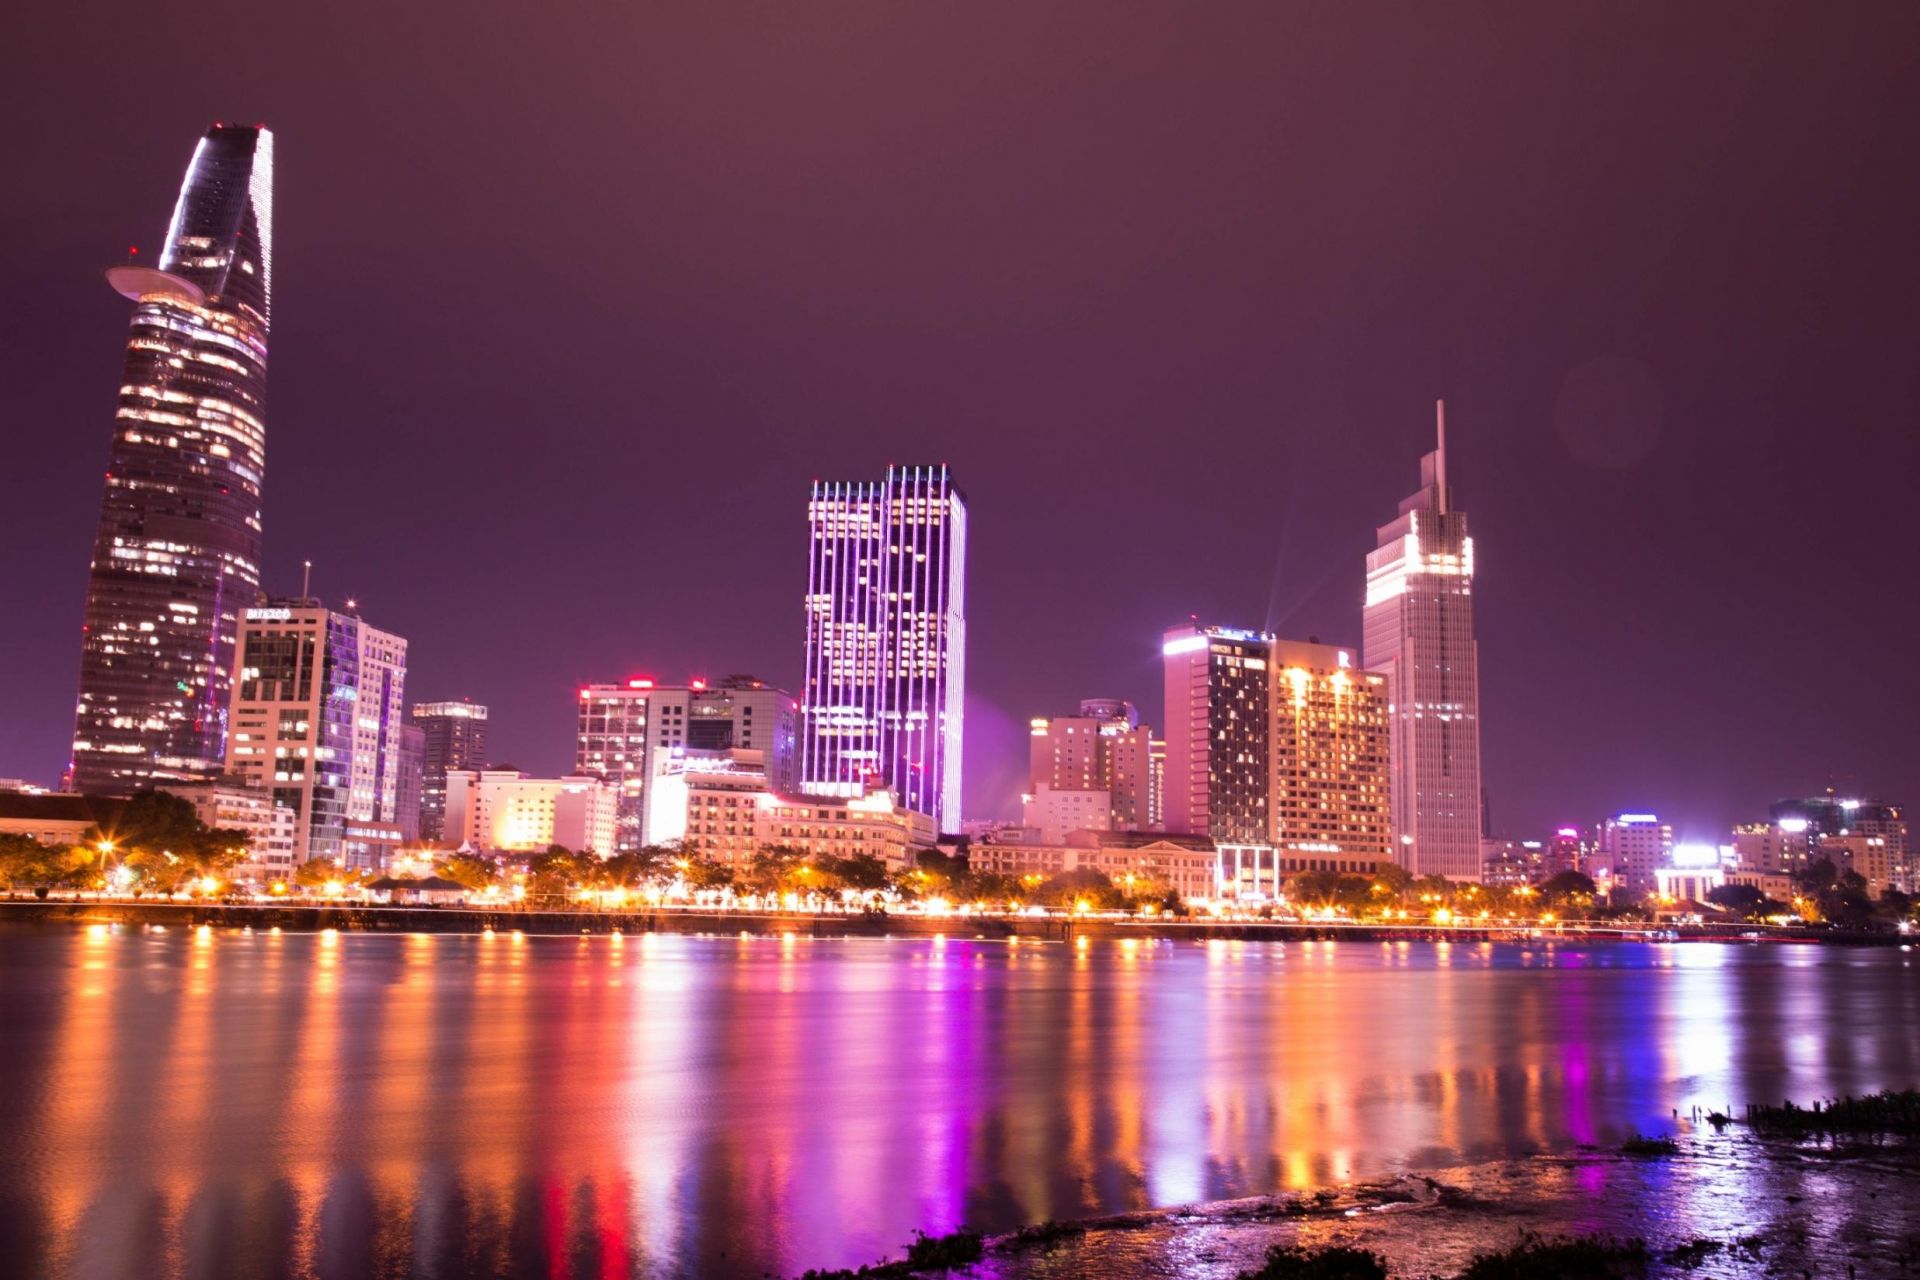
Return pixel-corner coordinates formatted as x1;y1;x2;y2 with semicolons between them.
1;923;1915;1278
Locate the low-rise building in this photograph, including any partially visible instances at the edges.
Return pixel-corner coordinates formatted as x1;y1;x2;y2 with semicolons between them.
0;794;125;847
159;780;299;883
646;750;936;869
967;832;1219;901
443;770;619;855
1654;865;1725;906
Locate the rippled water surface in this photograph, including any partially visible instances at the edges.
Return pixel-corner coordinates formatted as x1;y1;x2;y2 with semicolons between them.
1;923;1916;1278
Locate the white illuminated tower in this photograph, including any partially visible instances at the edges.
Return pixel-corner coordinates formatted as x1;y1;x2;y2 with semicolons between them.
1362;402;1484;880
801;465;966;833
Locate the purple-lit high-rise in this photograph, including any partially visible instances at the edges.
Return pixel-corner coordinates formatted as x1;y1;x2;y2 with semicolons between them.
68;123;274;794
800;465;966;833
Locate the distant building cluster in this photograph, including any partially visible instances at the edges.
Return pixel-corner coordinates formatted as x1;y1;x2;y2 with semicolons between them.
1479;795;1912;905
24;122;1906;910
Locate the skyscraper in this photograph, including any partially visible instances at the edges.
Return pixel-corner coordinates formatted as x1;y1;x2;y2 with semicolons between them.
225;600;407;870
410;700;490;843
69;123;275;795
800;465;966;833
1161;625;1271;844
1362;403;1484;880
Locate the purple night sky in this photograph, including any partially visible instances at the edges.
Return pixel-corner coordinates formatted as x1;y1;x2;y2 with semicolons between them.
2;4;1916;839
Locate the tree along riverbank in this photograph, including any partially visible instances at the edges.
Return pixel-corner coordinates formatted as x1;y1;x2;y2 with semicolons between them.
0;898;1907;945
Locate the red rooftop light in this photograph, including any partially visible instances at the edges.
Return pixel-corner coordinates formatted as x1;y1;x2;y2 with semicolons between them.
628;678;654;689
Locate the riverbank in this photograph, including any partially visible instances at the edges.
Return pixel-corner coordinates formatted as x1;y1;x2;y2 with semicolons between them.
801;1123;1920;1278
0;897;1905;945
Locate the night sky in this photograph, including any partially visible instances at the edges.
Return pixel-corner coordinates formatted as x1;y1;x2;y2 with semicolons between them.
4;4;1917;840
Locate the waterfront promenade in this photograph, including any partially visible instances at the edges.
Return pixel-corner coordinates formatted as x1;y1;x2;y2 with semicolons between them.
2;897;1902;945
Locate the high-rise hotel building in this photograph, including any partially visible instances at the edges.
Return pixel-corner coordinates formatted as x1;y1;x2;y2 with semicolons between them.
576;676;796;850
1163;626;1391;893
1162;626;1272;845
1362;403;1484;880
70;124;275;794
225;601;408;869
411;700;489;843
801;466;966;833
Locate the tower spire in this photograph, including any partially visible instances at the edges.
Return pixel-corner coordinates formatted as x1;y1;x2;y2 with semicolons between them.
1435;399;1449;514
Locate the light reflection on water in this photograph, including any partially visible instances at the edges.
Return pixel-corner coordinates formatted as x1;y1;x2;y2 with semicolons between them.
0;926;1915;1279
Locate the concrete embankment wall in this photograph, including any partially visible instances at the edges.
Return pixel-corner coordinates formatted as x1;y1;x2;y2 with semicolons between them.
0;900;1891;944
4;899;1481;942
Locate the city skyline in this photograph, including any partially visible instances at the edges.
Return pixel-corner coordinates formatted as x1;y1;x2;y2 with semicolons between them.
4;8;1918;839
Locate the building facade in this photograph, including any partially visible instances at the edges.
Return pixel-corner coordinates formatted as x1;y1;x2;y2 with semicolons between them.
1362;403;1483;879
411;700;489;843
224;602;408;870
1161;625;1271;843
1023;699;1163;841
394;724;424;843
1593;813;1673;898
442;770;618;855
801;465;966;833
967;832;1220;902
1162;627;1390;895
644;750;936;869
160;779;298;882
70;124;276;795
1268;640;1392;869
576;676;796;850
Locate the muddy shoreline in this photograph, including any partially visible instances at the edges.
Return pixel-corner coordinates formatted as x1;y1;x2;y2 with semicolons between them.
814;1128;1920;1278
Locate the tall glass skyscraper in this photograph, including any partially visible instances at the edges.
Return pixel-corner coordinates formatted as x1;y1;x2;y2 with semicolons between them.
1362;402;1484;880
69;124;278;794
801;465;966;833
69;124;274;795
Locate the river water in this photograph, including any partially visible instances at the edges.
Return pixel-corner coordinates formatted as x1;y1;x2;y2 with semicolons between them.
1;923;1916;1278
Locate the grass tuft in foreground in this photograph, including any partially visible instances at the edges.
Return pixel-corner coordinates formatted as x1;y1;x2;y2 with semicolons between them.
1453;1232;1648;1279
1007;1219;1087;1248
1745;1089;1920;1137
903;1228;984;1270
1235;1243;1391;1280
1617;1133;1680;1156
795;1228;983;1279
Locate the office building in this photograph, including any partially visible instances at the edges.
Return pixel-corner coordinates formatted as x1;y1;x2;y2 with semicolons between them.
576;675;796;850
800;465;967;833
411;700;489;843
1023;699;1163;841
394;724;425;843
1545;826;1590;878
1362;402;1483;879
442;769;618;855
70;123;275;794
1593;813;1672;898
224;601;408;870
